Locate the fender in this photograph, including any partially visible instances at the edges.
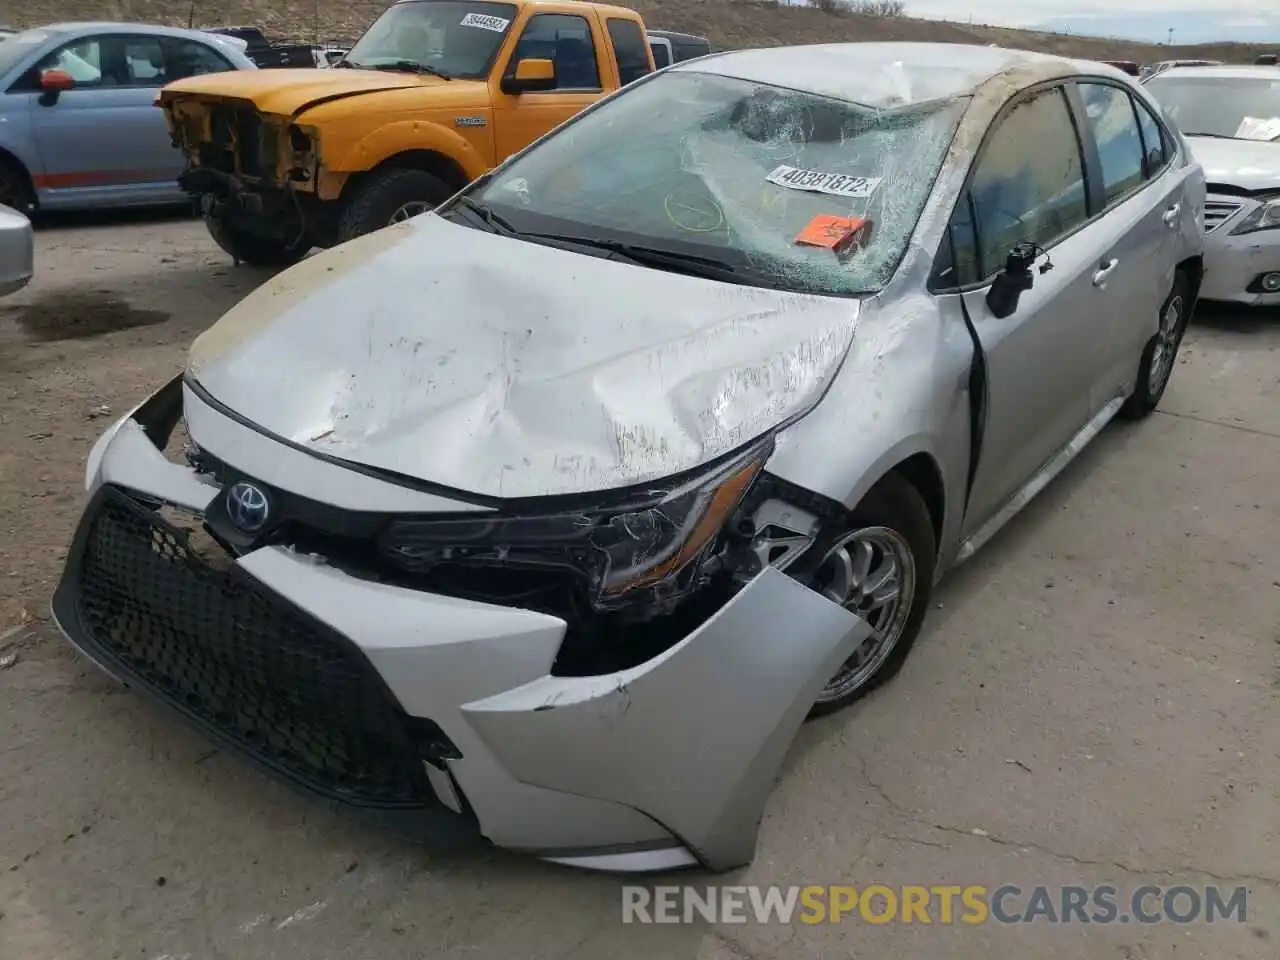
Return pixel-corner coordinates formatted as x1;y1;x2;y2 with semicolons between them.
318;120;491;199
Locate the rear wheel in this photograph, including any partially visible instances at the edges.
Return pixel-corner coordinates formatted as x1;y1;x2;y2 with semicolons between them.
808;472;937;717
206;215;311;267
1120;273;1191;420
0;157;33;212
337;169;454;243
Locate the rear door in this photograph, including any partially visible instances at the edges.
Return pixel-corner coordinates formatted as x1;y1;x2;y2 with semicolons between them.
940;84;1098;535
1072;80;1183;413
24;33;184;208
492;11;607;161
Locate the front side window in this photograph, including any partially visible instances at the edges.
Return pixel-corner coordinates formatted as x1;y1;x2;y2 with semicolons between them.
1079;82;1145;205
506;13;600;91
606;18;650;87
968;86;1088;279
123;37;168;85
472;71;967;296
1144;74;1280;141
649;40;671;69
41;38;104;85
344;0;517;79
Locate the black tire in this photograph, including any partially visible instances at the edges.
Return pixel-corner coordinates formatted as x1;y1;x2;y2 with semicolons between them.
1119;272;1191;421
0;156;33;213
336;168;454;243
807;472;937;717
206;215;310;267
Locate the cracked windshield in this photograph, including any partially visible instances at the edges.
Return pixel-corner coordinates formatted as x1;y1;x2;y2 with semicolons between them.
474;71;966;296
341;0;516;77
1145;74;1280;140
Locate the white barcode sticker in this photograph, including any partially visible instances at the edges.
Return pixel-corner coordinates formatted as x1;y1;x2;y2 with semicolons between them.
766;165;881;199
460;12;511;32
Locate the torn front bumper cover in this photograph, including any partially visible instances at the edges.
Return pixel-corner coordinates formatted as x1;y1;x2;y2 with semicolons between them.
50;379;871;872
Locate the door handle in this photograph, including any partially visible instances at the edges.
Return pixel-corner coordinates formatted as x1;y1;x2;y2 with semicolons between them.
1162;204;1182;227
1092;258;1119;287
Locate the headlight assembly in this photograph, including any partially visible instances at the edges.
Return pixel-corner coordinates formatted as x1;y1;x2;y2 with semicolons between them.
1230;196;1280;236
378;438;772;613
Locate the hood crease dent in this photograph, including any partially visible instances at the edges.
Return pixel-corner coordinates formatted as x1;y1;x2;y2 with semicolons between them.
188;215;861;499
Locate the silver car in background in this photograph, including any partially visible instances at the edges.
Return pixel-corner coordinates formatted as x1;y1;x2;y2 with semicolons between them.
0;203;32;294
0;23;255;212
1145;65;1280;305
52;43;1203;873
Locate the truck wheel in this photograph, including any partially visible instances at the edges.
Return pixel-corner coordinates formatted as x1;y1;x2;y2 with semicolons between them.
337;169;454;243
206;216;310;267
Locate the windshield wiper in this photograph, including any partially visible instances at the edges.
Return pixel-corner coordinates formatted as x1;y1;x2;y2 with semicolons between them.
448;195;519;235
370;60;452;80
517;234;775;287
1182;131;1238;139
332;58;357;68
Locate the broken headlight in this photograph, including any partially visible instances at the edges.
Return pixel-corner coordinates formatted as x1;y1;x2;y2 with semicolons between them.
378;438;771;613
1230;196;1280;236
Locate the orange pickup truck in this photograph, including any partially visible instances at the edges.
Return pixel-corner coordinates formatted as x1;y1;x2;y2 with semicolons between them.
159;0;657;264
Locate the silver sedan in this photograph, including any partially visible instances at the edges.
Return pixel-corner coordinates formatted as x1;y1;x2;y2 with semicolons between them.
52;43;1204;874
0;204;32;294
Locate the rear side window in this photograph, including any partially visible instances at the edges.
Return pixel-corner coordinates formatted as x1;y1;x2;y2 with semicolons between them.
1078;83;1146;205
968;86;1088;280
606;18;650;86
163;38;234;79
1133;97;1170;179
123;36;168;85
649;40;671;69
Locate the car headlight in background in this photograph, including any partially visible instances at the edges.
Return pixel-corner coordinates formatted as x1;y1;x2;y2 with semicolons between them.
1230;196;1280;236
379;437;772;614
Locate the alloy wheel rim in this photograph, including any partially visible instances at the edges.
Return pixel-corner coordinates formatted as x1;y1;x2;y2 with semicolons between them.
1149;295;1184;393
814;526;916;703
389;201;432;224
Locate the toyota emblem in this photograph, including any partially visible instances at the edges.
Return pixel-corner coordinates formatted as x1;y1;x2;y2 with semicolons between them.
225;481;270;532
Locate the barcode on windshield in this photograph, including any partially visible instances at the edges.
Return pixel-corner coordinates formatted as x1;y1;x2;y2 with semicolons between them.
766;165;881;199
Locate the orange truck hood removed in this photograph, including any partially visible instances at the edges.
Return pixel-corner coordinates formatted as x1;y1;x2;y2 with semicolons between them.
159;68;448;117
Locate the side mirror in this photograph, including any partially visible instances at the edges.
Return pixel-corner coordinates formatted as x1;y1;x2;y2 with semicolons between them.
501;57;556;94
40;69;76;92
986;241;1039;319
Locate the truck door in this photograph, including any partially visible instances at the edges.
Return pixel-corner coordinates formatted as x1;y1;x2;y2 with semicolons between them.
492;12;606;161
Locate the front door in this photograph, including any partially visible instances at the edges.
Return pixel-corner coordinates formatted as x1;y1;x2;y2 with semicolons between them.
946;84;1100;536
492;11;605;162
25;33;185;209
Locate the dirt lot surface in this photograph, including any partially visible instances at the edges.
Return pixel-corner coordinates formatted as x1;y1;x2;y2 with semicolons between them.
1;214;1278;959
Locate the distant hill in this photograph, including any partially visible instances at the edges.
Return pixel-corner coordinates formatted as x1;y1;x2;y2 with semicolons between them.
5;0;1274;65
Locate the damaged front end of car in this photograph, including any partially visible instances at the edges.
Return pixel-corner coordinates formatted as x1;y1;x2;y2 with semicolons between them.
52;370;873;872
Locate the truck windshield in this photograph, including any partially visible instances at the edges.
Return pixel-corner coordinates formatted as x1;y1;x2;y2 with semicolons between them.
343;0;517;78
471;71;966;297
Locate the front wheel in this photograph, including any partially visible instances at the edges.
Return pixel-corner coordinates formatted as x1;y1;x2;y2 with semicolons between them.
206;216;311;267
336;169;454;243
808;472;937;717
1120;273;1191;421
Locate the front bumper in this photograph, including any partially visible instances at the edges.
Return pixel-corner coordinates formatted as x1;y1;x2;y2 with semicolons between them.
52;379;870;872
1201;196;1280;307
0;204;33;296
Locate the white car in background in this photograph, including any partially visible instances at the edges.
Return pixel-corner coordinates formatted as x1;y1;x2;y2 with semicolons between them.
1145;65;1280;306
0;204;33;295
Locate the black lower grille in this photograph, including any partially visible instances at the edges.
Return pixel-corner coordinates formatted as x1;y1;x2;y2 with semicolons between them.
60;487;434;809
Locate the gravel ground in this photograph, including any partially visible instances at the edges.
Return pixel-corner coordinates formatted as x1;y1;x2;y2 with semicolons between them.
1;212;1277;959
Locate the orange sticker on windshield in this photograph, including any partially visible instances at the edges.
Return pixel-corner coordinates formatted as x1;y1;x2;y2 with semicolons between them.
795;215;868;252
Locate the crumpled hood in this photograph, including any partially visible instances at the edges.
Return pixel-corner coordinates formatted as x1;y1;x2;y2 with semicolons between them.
188;215;860;500
159;68;444;117
1188;136;1280;192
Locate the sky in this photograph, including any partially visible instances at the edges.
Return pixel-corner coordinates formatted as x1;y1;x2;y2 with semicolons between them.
899;0;1280;43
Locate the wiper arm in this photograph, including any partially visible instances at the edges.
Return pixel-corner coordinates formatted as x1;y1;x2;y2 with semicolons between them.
519;234;768;285
1183;131;1236;139
449;195;519;235
371;60;452;80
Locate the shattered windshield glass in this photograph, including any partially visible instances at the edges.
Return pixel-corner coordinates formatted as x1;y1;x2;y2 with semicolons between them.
474;71;968;296
343;0;516;77
1146;75;1280;141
